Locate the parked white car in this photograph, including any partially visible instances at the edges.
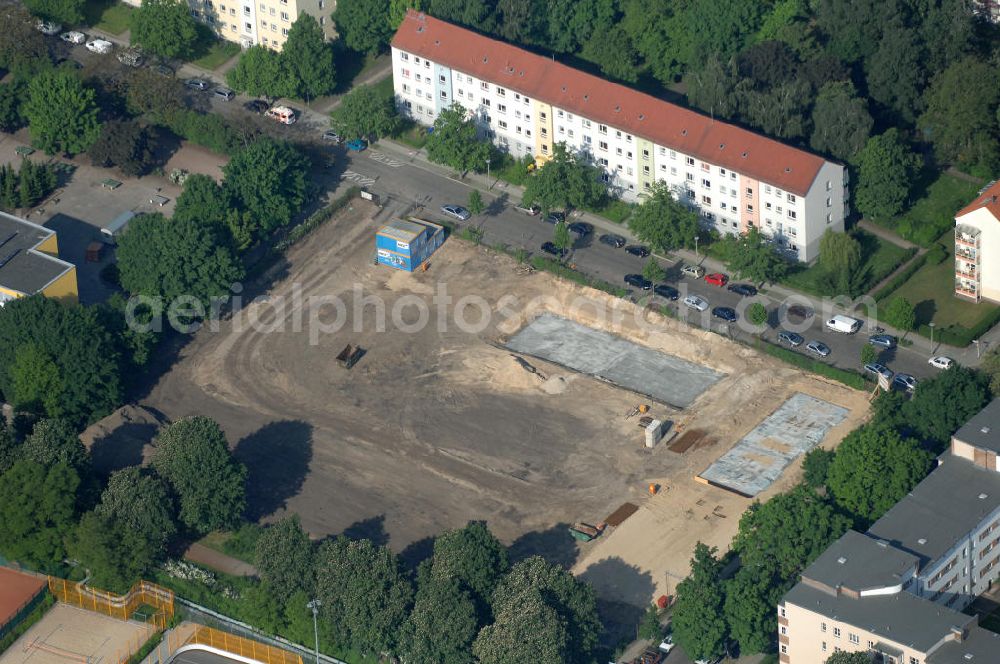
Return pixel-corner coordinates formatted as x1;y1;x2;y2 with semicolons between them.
36;20;62;35
85;39;114;54
60;31;86;44
928;356;954;370
657;635;675;654
683;295;709;312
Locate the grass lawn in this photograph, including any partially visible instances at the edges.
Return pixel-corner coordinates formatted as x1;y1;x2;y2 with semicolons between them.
189;41;241;71
883;172;982;247
780;229;915;297
83;0;133;35
393;123;427;149
584;198;636;224
879;239;999;335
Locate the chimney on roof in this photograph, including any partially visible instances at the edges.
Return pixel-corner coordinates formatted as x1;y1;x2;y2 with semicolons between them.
951;626;968;643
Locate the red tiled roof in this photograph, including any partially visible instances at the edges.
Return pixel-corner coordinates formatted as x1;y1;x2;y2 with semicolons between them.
956;180;1000;220
392;10;829;196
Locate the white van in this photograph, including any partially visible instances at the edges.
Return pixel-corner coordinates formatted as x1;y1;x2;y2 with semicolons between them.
825;314;862;334
101;211;135;244
265;105;297;125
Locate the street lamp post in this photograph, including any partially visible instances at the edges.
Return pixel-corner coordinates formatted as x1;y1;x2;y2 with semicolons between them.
694;235;699;257
306;599;321;664
929;322;936;348
975;339;981;359
486;158;491;188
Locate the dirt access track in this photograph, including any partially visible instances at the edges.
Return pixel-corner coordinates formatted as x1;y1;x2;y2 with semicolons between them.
141;200;868;601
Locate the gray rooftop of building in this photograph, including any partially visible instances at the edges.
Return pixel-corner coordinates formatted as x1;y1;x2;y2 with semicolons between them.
867;455;1000;566
953;399;1000;454
783;583;976;654
927;626;1000;664
0;212;73;296
802;530;919;593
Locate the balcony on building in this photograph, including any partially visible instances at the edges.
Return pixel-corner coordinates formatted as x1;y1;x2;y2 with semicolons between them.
956;263;978;280
956;280;980;301
955;245;978;262
955;224;981;248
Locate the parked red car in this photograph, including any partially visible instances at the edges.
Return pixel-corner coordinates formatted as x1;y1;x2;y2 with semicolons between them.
704;272;729;287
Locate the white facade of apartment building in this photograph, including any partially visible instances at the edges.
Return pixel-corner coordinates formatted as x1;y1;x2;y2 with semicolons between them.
954;180;1000;304
391;10;848;262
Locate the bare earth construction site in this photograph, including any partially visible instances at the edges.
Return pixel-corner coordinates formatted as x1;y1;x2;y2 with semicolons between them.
138;200;869;610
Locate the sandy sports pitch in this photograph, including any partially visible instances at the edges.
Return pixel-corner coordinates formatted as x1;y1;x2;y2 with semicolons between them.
0;604;152;664
131;200;869;605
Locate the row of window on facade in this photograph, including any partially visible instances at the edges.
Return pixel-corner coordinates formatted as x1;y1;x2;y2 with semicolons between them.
808;625;919;664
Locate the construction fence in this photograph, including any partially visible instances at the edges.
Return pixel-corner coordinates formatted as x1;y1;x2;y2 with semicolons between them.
47;579;175;630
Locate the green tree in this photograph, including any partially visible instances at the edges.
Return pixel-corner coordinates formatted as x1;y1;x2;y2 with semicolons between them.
685;56;741;122
488;556;600;664
315;536;414;654
226;46;294;99
637;604;662;640
472;589;569;664
10;343;64;417
0;418;18;475
334;0;395;55
71;510;158;592
854;129;921;221
813;0;883;63
581;26;639;83
553;220;571;253
724;566;780;654
860;343;878;367
721;227;787;284
809;81;873;161
20;418;89;475
747;302;768;328
223;138;311;235
0;6;49;74
173;174;231;230
95;466;176;553
24;70;101;156
0;82;27;133
467;190;484;215
0;460;79;569
883;296;915;331
904;366;991;448
643;258;666;283
628;182;698;252
400;570;478;664
130;0;200;60
282;14;336;100
864;26;925;124
522;143;606;214
431;521;509;617
425;104;494;174
982;348;1000;396
818;229;862;295
827;424;932;525
825;652;873;664
125;69;187;121
330;84;400;142
152;417;247;534
24;0;84;24
0;296;123;427
802;447;834;488
254;515;315;596
117;213;244;307
389;0;425;28
89;119;158;177
672;543;727;662
919;57;1000;171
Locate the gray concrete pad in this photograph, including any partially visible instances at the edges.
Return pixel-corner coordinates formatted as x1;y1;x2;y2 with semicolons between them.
504;313;724;408
699;392;849;496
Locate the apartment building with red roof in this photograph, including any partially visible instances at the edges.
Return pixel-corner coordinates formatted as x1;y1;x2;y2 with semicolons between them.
954;180;1000;303
390;10;848;262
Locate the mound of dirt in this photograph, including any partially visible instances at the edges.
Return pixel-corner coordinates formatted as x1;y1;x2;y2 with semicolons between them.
81;405;167;475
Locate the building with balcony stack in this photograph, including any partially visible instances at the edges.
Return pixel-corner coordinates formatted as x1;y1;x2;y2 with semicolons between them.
954;180;1000;304
389;10;849;262
779;399;1000;663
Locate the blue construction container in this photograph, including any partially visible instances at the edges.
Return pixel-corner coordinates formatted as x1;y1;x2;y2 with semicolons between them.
375;218;446;271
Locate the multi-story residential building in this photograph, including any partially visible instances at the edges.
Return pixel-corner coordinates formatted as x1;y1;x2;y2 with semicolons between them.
780;399;1000;663
954;180;1000;304
390;10;849;262
0;212;78;306
122;0;336;50
973;0;1000;23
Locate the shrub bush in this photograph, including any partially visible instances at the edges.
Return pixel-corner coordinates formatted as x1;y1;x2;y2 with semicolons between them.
924;243;948;266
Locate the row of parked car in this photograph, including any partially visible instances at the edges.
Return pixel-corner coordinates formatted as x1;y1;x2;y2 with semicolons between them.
37;21;140;65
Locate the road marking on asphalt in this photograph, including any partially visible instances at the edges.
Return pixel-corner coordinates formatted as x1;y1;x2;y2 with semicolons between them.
368;151;404;168
340;170;378;186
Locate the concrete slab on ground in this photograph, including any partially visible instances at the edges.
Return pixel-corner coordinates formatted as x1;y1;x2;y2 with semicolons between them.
505;313;725;409
698;392;849;496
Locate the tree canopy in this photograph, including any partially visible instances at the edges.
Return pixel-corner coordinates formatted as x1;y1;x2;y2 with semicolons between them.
89;119;159;177
281;14;337;100
24;70;101;156
425;104;494;174
330;85;400;142
71;510;159;592
627;182;698;252
96;466;176;554
255;515;315;596
522;143;606;213
334;0;396;55
400;571;478;664
130;0;200;60
0;460;80;569
717;227;788;284
152;417;247;534
226;46;294;99
222;138;312;237
116;213;244;308
20;418;90;475
903;366;992;448
24;0;84;24
854;129;921;221
672;543;728;661
827;425;932;525
809;81;872;161
430;521;509;617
